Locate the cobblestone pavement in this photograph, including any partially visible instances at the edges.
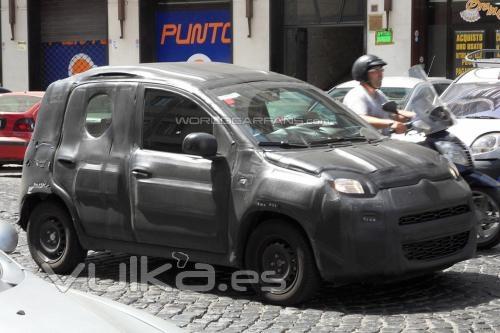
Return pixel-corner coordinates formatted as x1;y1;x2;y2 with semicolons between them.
1;167;499;333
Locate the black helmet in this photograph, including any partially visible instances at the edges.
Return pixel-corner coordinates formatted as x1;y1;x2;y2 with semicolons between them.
352;54;387;82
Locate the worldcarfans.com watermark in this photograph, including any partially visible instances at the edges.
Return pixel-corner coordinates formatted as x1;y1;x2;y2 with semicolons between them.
41;252;286;294
174;116;336;127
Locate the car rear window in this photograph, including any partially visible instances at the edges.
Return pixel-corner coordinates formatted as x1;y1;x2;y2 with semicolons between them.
0;95;41;113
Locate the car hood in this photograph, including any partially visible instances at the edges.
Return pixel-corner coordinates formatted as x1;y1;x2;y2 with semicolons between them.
264;139;452;190
448;118;500;146
0;253;182;333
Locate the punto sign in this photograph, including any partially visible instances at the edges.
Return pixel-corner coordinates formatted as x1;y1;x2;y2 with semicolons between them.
156;8;232;63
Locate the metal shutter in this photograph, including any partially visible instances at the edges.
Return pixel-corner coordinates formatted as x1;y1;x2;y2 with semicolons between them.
41;0;108;42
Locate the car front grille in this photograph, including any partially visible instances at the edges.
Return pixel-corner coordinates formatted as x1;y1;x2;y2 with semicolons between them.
399;205;470;225
402;231;470;261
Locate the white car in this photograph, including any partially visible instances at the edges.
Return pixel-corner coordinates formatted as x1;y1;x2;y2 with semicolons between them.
0;223;183;333
328;77;452;108
442;61;500;181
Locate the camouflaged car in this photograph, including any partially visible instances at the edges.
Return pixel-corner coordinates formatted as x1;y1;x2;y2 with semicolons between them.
19;63;476;305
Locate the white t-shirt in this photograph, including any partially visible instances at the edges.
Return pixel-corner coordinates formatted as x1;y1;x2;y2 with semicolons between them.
343;84;391;135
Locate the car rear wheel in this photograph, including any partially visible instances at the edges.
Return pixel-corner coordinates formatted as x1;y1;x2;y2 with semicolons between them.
27;201;87;274
472;187;500;250
245;220;320;305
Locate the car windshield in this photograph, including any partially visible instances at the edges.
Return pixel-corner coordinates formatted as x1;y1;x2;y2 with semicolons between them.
379;87;412;107
210;82;382;147
0;95;41;113
441;83;500;119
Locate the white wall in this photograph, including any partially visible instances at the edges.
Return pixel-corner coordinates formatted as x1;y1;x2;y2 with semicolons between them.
232;0;270;70
1;0;29;90
107;0;140;66
367;0;412;76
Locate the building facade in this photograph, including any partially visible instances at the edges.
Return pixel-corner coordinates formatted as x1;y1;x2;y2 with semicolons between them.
1;0;270;91
4;0;492;92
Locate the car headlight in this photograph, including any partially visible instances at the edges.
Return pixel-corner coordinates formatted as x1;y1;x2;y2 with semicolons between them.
448;162;460;180
434;141;470;166
471;133;500;155
330;179;365;194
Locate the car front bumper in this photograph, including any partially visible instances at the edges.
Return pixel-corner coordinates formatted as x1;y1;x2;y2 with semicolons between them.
474;159;500;182
315;178;476;283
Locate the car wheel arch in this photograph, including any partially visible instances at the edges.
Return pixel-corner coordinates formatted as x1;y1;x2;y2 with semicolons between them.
20;194;75;232
237;211;320;270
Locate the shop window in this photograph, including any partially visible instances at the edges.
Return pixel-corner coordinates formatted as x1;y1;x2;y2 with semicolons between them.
341;0;364;22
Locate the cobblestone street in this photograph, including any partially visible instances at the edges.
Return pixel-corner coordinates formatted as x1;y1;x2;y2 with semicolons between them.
1;167;500;333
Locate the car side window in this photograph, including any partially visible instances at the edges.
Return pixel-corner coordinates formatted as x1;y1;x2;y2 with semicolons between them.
85;94;113;138
142;89;214;154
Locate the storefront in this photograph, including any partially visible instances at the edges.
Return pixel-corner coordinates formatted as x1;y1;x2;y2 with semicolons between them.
426;0;500;78
27;0;109;90
139;0;233;64
271;0;366;90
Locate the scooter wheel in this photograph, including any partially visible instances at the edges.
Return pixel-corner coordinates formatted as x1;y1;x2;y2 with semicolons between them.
471;187;500;250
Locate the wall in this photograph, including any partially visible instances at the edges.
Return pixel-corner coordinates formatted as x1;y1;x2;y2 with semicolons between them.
367;0;412;76
232;0;270;70
1;0;29;90
108;0;140;66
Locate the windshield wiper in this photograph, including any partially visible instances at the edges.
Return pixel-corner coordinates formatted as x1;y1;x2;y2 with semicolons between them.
309;137;371;146
258;141;310;148
464;115;499;119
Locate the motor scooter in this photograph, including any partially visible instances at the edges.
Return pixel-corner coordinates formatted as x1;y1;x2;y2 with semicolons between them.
384;65;500;250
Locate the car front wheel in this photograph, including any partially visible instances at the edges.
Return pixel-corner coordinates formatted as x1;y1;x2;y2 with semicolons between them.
27;201;87;274
245;220;320;305
472;187;500;250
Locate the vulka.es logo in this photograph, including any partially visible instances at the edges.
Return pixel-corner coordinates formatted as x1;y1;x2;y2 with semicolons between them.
160;22;232;46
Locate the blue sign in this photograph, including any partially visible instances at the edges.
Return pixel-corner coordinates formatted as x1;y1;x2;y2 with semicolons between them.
42;41;108;89
156;8;232;63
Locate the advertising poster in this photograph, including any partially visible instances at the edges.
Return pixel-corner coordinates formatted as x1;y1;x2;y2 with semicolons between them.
454;30;485;77
42;40;108;89
156;8;232;63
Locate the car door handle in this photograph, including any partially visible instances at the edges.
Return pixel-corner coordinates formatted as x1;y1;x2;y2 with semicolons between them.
132;169;151;179
57;156;75;165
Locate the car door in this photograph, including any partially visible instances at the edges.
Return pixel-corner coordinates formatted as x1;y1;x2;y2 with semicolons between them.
129;85;231;253
53;82;138;241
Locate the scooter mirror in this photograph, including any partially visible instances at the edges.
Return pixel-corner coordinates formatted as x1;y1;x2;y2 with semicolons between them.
382;101;398;113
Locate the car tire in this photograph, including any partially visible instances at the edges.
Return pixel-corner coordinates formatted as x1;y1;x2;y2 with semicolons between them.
245;220;320;305
472;187;500;250
27;201;87;274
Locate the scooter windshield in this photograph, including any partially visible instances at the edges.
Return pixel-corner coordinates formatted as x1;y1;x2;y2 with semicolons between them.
405;65;455;134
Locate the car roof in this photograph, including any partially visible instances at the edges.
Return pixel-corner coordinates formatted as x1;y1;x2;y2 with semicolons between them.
64;62;301;90
455;67;500;84
334;77;423;89
332;76;451;90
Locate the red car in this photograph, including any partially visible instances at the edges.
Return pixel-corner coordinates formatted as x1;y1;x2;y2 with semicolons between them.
0;92;44;166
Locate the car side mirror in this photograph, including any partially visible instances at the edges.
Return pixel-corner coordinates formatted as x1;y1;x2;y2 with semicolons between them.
182;133;218;158
0;223;18;254
382;101;398;113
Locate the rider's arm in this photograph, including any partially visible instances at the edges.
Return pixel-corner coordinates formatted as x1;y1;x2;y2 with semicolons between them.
360;115;393;129
361;115;407;134
393;110;416;121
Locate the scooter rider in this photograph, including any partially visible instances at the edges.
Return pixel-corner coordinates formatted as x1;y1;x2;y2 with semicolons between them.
343;54;414;135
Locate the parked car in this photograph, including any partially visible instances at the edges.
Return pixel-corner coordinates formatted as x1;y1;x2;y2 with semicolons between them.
441;53;500;181
0;92;44;167
328;77;452;108
0;223;183;332
19;63;476;305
